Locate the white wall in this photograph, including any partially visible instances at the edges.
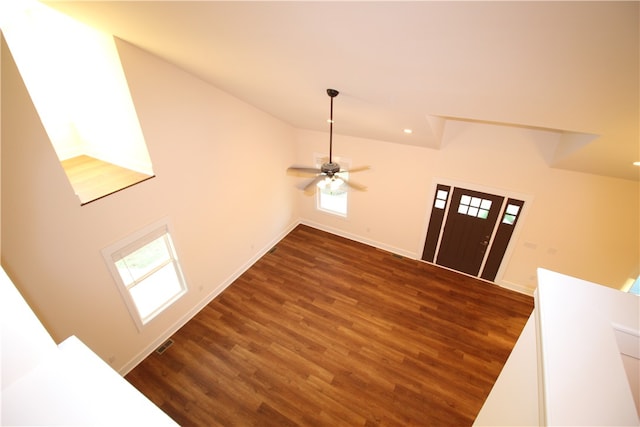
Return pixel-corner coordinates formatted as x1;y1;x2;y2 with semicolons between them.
1;36;298;373
295;120;639;293
295;128;436;258
1;267;57;389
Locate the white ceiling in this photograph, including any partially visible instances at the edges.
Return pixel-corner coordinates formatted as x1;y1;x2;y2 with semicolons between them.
45;1;639;181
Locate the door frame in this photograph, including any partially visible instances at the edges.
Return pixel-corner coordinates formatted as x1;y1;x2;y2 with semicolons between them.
418;177;533;292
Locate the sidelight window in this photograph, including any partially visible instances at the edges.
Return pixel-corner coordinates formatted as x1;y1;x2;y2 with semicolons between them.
502;204;521;225
434;189;449;209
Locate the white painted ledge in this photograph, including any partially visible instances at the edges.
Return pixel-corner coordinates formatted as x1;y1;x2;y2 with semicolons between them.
2;335;178;426
475;268;639;426
1;267;177;426
474;312;539;426
536;268;639;426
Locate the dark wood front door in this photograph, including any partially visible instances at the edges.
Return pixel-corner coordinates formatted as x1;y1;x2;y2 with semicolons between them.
435;188;504;276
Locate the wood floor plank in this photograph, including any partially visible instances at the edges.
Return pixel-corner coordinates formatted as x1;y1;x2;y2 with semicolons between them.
126;224;533;426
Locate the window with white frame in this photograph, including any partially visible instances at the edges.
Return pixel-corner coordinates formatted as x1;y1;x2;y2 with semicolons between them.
102;219;187;330
315;155;350;217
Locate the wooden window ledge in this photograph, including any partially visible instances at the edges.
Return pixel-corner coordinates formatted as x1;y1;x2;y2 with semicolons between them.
61;155;154;205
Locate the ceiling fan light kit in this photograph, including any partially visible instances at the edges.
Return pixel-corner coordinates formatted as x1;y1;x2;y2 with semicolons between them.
287;88;369;193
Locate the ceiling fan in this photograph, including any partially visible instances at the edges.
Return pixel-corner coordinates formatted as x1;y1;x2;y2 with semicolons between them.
287;89;370;194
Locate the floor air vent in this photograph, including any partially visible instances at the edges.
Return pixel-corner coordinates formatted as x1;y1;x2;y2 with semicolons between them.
155;338;174;355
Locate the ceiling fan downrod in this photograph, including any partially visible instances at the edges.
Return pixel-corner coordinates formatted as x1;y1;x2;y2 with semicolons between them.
327;88;339;164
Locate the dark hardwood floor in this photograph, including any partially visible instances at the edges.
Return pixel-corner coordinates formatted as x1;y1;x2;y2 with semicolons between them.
126;225;534;426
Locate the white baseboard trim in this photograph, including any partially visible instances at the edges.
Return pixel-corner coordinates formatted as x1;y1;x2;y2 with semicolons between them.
299;219;418;260
118;220;300;375
497;280;536;297
422;260;535;297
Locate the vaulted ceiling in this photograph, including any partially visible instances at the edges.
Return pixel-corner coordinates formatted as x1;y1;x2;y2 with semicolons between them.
45;1;639;181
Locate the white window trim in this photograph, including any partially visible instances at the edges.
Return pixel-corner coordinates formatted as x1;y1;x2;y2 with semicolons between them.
101;218;188;331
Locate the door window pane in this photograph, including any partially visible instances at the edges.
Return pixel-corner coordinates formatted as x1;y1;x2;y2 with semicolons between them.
503;214;516;225
458;194;494;220
506;204;520;215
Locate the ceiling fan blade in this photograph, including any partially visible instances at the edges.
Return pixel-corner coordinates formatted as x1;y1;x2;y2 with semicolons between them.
341;165;370;173
287;166;321;176
302;174;326;193
286;90;372;194
342;178;367;191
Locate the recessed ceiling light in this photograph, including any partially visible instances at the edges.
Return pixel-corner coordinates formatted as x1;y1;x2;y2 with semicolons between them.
403;129;413;134
634;161;640;167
